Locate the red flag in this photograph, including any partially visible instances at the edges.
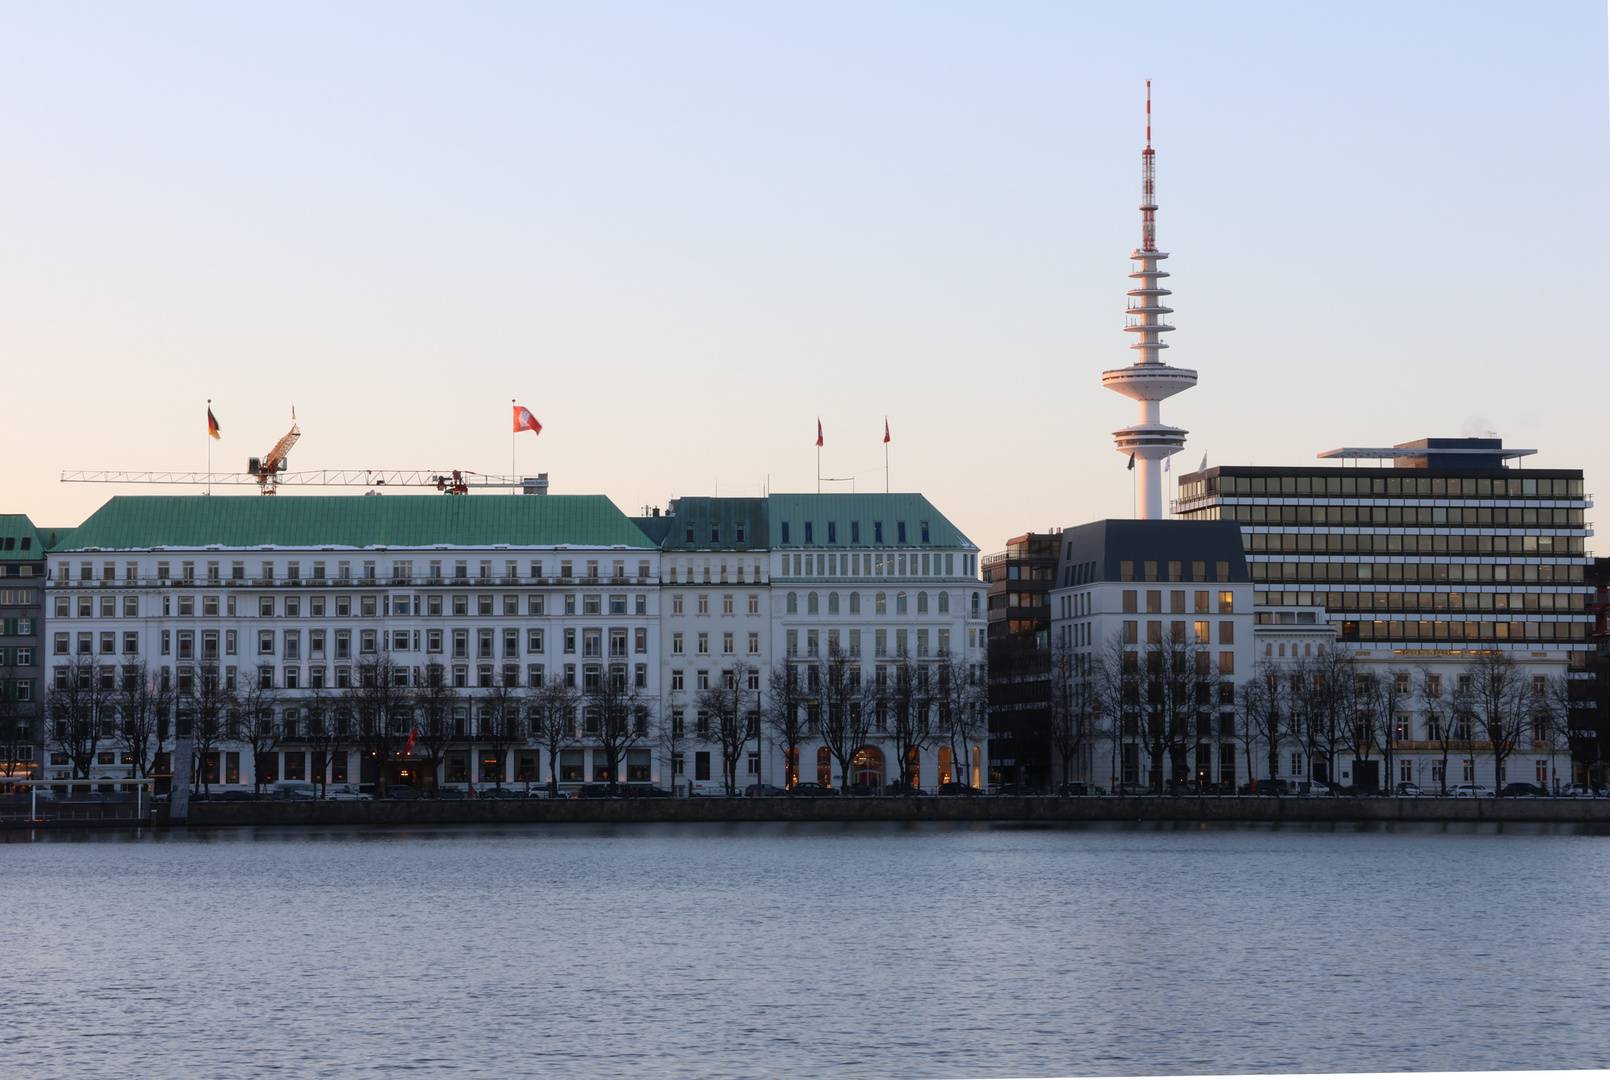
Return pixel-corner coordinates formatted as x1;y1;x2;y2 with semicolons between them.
513;405;542;434
207;408;221;440
816;419;823;447
883;417;890;444
402;728;418;756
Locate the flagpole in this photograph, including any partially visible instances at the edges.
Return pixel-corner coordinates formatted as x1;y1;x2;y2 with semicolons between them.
511;398;516;496
205;399;211;497
884;419;889;494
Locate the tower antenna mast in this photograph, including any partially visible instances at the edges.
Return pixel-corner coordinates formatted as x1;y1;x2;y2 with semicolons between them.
1101;81;1198;520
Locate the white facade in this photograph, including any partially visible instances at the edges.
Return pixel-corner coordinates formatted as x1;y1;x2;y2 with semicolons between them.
43;497;665;791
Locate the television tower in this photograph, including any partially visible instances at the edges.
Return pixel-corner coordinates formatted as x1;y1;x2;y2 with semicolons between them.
1102;81;1196;519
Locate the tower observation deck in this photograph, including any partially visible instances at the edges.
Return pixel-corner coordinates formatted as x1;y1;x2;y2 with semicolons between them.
1101;82;1196;520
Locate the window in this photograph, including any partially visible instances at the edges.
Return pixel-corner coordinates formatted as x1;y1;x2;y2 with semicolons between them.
1218;652;1235;676
1218;622;1234;645
258;631;275;656
1219;591;1234;613
876;592;887;615
786;592;797;615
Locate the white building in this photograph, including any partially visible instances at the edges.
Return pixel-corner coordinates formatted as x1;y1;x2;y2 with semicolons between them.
43;494;662;791
637;493;988;794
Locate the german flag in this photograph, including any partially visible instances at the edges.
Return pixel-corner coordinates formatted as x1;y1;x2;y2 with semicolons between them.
207;407;221;440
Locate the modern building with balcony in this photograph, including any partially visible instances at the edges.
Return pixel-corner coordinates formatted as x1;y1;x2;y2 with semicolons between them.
1171;436;1592;791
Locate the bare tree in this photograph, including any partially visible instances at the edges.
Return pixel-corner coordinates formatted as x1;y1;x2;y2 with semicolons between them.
1240;659;1289;790
301;684;339;796
882;648;934;793
1363;669;1412;793
1136;625;1201;792
933;647;988;791
1461;651;1535;795
346;652;412;793
696;666;750;796
587;663;650;791
473;676;523;790
235;672;281;793
1088;632;1140;791
1295;648;1355;788
1047;644;1097;789
762;659;811;790
48;655;117;782
816;643;871;792
181;663;236;792
527;677;580;796
1414;667;1455;795
113;662;160;780
412;664;459;791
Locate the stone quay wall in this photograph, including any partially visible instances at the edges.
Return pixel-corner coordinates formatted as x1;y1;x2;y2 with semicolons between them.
169;796;1610;828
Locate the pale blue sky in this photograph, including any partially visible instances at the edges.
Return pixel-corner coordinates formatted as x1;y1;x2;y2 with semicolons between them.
2;2;1606;548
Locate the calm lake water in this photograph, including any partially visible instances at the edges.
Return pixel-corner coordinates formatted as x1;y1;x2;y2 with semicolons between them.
3;822;1608;1079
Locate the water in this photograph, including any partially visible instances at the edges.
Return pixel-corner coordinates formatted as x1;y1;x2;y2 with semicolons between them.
3;822;1608;1079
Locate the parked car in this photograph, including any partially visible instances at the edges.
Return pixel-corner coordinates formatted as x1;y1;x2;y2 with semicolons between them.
385;785;423;801
935;782;982;797
1499;782;1548;798
1115;782;1153;796
575;784;615;799
432;786;467;800
789;782;837;797
324;784;365;801
217;788;261;802
1303;780;1341;796
844;783;878;797
744;784;788;797
1056;782;1090;797
884;782;928;796
1451;784;1495;798
267;781;316;801
622;785;674;798
1394;782;1426;797
1560;784;1596;798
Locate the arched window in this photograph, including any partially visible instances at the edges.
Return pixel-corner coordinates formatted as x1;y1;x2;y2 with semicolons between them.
828;592;840;615
786;592;798;615
916;591;928;614
896;591;907;615
817;745;832;787
849;592;861;615
852;745;885;789
807;592;819;615
938;591;949;614
875;592;888;615
970;591;981;618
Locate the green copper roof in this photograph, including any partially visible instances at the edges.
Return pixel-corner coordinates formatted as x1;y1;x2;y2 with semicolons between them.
54;495;656;551
0;514;45;561
765;494;975;550
648;497;770;552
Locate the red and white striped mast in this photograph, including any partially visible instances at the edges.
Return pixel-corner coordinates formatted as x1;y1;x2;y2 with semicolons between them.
1102;80;1197;519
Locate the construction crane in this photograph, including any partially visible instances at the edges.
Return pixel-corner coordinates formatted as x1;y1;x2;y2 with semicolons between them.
62;414;548;495
61;468;546;494
246;418;301;492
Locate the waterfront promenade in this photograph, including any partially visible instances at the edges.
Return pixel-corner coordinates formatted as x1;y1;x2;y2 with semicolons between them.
158;794;1610;828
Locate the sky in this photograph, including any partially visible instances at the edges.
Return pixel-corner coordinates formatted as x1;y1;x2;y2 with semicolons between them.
2;2;1607;549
